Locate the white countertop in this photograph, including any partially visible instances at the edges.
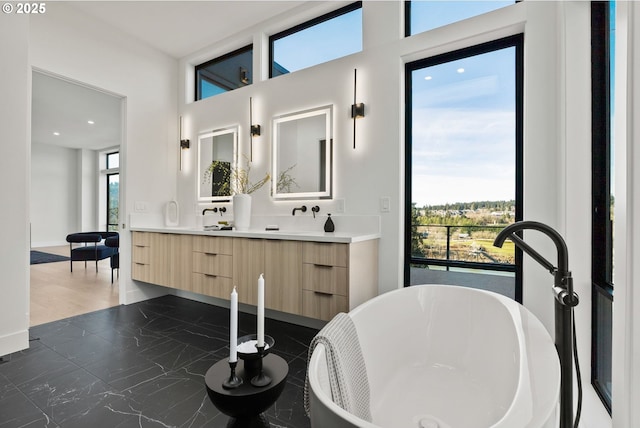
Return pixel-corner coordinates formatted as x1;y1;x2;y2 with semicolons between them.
129;226;380;243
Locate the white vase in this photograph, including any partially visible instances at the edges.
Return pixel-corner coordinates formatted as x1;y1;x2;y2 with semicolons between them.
233;194;252;231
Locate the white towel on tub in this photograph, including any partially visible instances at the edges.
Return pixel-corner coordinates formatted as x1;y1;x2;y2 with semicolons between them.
304;312;372;422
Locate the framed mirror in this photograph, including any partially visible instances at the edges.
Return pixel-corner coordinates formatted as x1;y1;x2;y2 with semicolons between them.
197;126;237;203
272;105;333;200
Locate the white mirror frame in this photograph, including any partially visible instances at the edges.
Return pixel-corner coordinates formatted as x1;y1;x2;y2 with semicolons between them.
197;126;238;203
271;105;333;200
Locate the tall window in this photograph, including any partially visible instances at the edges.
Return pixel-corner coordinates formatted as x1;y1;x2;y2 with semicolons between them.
591;1;614;414
405;0;514;37
405;35;523;301
269;2;362;77
195;45;253;101
106;152;119;232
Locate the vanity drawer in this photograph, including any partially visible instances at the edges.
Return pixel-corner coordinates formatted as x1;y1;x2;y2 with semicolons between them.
302;290;348;321
193;236;233;255
132;245;150;264
193;252;233;277
302;263;348;296
132;231;150;247
192;273;233;299
132;262;151;282
302;242;348;267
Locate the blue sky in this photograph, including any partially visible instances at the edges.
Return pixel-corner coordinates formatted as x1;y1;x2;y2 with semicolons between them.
411;46;517;206
273;8;362;73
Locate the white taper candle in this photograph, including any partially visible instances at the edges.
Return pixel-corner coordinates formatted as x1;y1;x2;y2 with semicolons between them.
229;286;238;363
257;273;265;347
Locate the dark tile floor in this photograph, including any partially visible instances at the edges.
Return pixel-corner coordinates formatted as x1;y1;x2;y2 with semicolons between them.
0;295;318;428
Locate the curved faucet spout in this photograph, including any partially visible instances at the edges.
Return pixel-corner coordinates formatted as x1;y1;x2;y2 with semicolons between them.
292;205;307;216
494;220;569;282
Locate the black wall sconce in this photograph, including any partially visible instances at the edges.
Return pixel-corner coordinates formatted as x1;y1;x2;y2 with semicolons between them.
249;97;261;161
179;116;190;171
239;67;250;85
351;68;365;149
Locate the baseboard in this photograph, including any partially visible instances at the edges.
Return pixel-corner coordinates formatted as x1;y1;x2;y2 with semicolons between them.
31;241;68;248
124;281;175;305
0;329;29;359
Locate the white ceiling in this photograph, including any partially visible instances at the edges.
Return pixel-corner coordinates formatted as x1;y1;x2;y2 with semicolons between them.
32;71;123;150
69;1;308;59
32;1;307;151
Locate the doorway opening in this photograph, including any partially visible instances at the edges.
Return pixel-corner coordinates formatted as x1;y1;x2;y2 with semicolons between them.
30;69;125;326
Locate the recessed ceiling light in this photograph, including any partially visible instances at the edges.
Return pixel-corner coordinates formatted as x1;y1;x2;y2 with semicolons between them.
53;132;60;136
457;68;465;73
424;76;432;81
87;120;95;125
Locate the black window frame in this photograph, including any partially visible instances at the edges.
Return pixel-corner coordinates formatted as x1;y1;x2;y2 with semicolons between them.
404;34;524;303
268;1;362;78
195;44;253;102
591;1;614;415
105;151;119;232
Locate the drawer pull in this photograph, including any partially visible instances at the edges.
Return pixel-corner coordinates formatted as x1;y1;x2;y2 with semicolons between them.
134;262;147;266
313;291;333;297
313;264;333;268
204;252;218;256
205;274;218;278
134;244;147;248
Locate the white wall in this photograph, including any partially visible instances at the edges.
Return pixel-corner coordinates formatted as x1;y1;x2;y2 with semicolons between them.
79;148;98;232
612;3;640;427
29;3;180;305
0;13;30;356
31;143;80;247
30;144;101;247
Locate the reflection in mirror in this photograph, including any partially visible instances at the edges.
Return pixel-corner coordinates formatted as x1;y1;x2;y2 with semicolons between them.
272;105;333;200
197;127;237;202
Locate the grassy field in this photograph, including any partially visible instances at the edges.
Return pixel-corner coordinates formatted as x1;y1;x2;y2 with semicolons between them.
417;234;516;264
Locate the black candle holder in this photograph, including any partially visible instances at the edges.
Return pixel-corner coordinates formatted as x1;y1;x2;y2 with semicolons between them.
250;345;272;387
222;360;243;389
237;334;275;388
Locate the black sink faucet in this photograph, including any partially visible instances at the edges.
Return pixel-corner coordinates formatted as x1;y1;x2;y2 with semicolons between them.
202;207;217;215
292;205;307;216
203;207;227;216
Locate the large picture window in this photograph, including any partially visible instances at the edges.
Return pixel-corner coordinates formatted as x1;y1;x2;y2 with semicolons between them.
405;35;523;301
269;2;362;77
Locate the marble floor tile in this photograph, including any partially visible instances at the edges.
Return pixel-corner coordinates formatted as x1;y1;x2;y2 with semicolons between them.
0;295;318;428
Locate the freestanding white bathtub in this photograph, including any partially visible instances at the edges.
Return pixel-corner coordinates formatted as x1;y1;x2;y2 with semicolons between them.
307;284;560;428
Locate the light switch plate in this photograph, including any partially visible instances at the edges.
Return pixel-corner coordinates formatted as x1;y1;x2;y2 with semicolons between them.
336;198;345;213
380;197;391;213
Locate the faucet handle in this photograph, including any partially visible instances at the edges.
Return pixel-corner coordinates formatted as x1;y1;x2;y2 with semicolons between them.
311;206;320;218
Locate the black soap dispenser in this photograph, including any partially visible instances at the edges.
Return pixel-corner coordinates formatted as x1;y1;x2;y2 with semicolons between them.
324;213;335;232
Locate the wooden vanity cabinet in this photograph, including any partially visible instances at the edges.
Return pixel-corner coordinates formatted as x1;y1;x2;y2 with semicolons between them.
132;231;378;321
192;236;233;299
131;231;151;283
131;232;192;290
264;240;303;315
301;241;378;321
232;238;265;306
